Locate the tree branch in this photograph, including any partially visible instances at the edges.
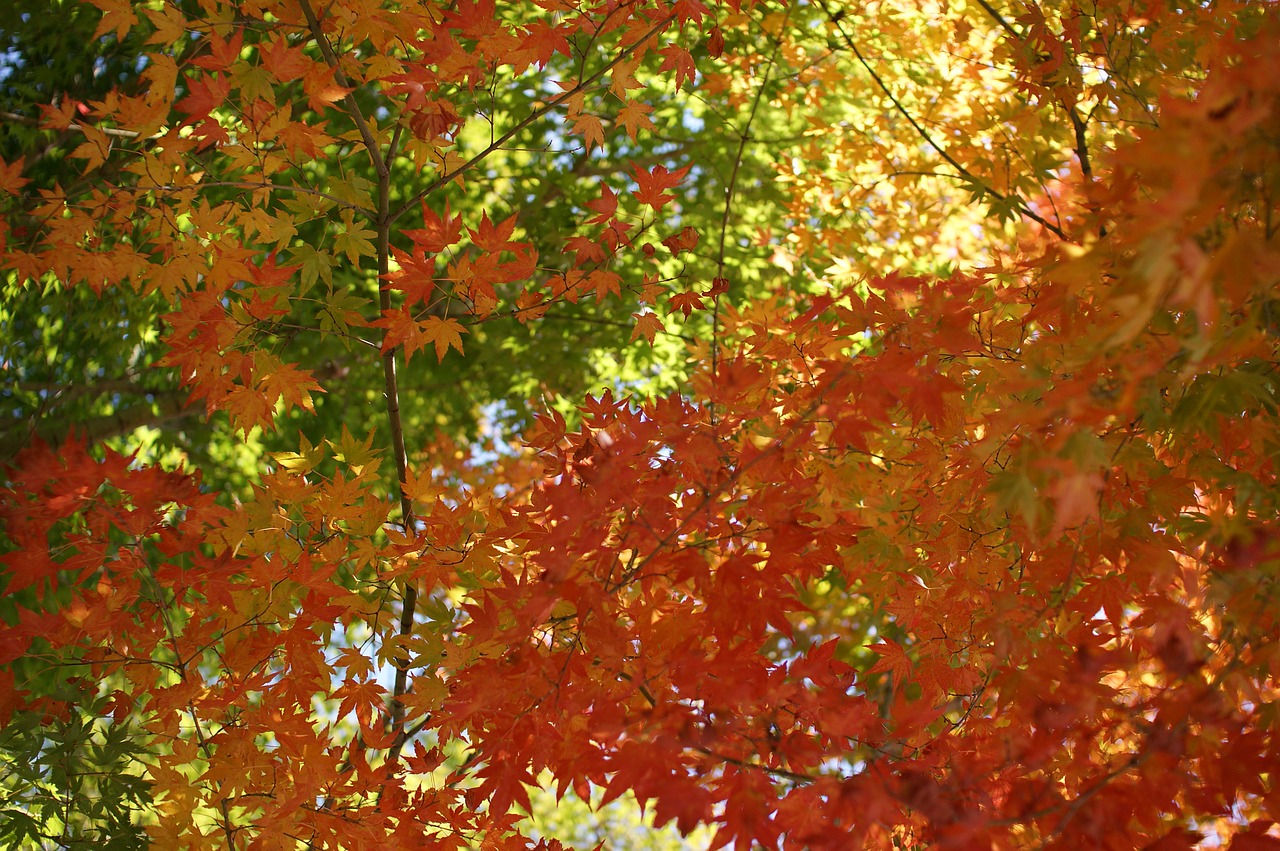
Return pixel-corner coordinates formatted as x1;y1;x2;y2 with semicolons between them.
0;110;156;140
713;1;794;406
0;392;193;461
969;1;1096;183
295;0;417;770
297;0;388;180
110;180;374;215
817;1;1067;240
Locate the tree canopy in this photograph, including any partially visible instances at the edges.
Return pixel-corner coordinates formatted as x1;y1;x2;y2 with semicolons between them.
1;0;1278;848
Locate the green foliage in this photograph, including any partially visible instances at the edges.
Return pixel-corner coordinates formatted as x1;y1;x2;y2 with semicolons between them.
522;779;715;851
0;705;153;849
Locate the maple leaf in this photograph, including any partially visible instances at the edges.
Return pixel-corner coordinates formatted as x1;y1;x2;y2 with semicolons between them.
572;113;606;151
0;159;28;195
420;315;468;362
259;35;311;83
566;235;607;265
588;270;622;301
302;63;352;112
707;26;725;58
143;4;187;46
405;200;464;252
272;432;326;474
658;46;697;90
335;210;377;263
69;125;111;172
468;212;519;254
616;100;655;140
328;425;380;472
673;0;708;24
669;290;705;316
175;75;233;125
191;29;244;71
585;185;619;225
632;311;665;344
661;225;699;254
248;253;301;289
375;306;422;356
447;0;499;39
384;246;439;305
257;359;323;414
632;164;690;211
87;0;136;40
521;20;572;67
868;639;913;689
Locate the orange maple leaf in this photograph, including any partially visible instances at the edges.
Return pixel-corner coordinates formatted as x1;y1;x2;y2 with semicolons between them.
421;315;468;362
631;311;665;344
0;159;28;195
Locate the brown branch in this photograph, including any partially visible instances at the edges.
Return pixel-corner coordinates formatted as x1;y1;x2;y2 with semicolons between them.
712;1;794;410
377;10;678;770
295;0;416;772
296;0;388;180
969;1;1096;185
0;110;155;140
816;0;1067;240
380;162;418;761
972;0;1020;40
0;392;193;462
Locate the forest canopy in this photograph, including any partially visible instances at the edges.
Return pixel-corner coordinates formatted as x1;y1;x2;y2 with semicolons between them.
1;0;1278;848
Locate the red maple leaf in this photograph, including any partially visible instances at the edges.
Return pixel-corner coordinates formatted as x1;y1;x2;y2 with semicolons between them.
669;290;705;316
405;201;464;253
632;164;690;211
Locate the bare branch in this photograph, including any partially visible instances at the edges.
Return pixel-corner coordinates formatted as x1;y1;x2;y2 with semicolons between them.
0;392;193;461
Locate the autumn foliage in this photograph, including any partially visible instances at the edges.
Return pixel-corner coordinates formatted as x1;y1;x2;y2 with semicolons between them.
1;0;1278;847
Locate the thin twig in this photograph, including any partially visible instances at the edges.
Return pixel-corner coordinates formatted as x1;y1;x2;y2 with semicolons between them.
110;180;373;214
389;14;677;223
712;1;795;409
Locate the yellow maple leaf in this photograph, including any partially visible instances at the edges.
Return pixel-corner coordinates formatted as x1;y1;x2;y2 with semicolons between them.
143;4;188;46
572;113;606;152
334;211;376;263
69;125;111;172
616;100;654;141
327;425;380;473
87;0;137;40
